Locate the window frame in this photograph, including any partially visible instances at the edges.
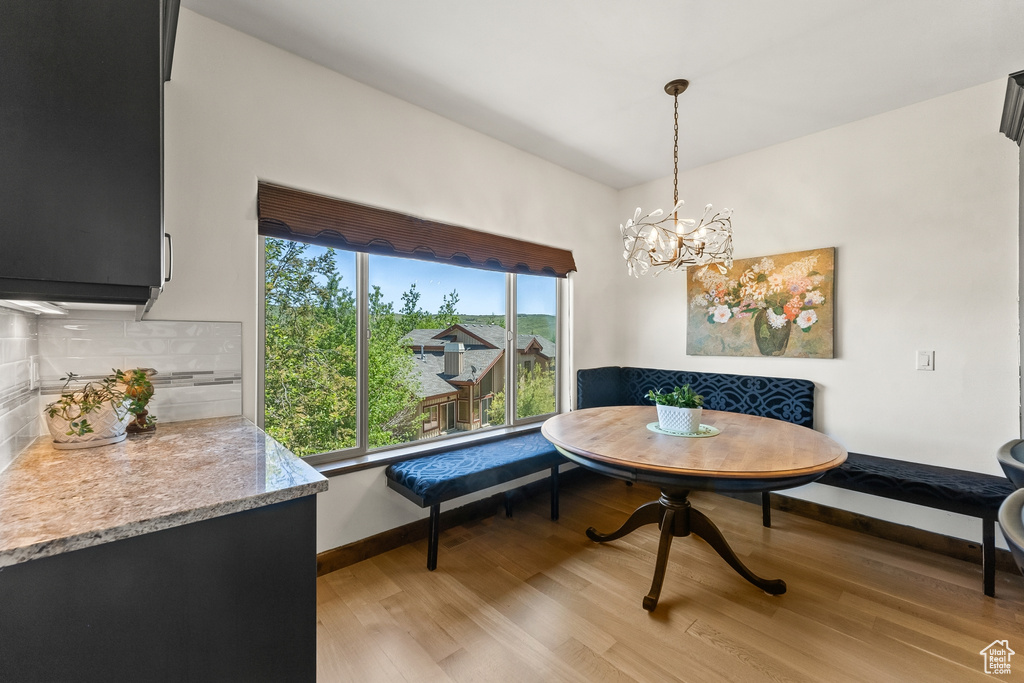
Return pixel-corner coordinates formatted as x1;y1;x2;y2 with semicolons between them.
260;239;565;468
505;271;562;428
423;405;439;432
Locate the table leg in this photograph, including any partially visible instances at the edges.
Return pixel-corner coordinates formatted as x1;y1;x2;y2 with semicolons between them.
689;508;786;595
586;501;663;543
585;489;786;609
643;508;678;611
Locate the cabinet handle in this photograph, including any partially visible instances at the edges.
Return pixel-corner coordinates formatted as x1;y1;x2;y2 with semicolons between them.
164;233;173;283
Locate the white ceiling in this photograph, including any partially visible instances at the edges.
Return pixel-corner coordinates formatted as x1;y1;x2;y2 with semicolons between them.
181;0;1024;189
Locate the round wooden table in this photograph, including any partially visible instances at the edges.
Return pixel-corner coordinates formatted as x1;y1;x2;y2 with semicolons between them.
542;406;847;611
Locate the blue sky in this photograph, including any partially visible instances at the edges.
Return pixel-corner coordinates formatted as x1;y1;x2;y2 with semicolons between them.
301;245;555;315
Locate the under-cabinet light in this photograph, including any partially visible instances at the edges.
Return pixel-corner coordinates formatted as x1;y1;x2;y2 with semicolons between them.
0;300;68;315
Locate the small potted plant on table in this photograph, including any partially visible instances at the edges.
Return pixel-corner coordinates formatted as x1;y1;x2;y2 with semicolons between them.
648;385;704;434
44;371;134;449
44;368;159;448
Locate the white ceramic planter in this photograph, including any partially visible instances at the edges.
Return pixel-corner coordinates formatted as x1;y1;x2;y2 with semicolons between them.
45;400;133;450
656;404;703;434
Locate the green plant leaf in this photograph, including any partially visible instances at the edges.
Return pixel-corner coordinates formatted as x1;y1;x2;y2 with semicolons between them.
648;385;703;408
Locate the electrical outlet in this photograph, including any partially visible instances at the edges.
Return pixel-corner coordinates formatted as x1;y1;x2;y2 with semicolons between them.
916;350;934;371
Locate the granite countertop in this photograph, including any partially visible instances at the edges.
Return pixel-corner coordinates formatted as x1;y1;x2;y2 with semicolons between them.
0;416;328;568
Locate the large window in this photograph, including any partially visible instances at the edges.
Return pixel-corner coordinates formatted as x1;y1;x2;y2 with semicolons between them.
262;238;562;460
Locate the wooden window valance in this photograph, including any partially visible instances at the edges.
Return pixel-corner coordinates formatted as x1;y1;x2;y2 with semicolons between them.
257;182;576;277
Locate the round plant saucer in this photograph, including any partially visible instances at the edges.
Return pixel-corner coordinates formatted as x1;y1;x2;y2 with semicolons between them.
646;422;720;438
51;433;128;450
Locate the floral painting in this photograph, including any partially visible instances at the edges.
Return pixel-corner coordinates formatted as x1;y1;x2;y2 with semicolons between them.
686;247;834;358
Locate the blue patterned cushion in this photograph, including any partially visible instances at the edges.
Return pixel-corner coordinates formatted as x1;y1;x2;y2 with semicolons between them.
385;431;564;506
821;452;1015;514
576;366;626;409
577;366;815;428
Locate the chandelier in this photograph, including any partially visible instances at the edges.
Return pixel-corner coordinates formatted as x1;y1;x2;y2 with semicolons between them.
621;79;734;277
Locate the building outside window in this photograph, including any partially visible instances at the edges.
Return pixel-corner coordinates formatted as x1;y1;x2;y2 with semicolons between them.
368;253;507;448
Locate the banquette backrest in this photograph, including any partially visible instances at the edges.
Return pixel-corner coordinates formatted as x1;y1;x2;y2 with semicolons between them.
576;366;815;428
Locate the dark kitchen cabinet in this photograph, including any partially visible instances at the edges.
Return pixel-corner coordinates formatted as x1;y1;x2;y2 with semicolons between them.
0;496;317;683
0;0;179;305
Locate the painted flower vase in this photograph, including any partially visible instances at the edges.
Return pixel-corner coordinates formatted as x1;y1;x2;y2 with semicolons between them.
656;404;703;434
753;308;791;356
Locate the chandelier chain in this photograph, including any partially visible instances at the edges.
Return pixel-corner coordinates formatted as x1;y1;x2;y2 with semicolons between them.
673;93;679;206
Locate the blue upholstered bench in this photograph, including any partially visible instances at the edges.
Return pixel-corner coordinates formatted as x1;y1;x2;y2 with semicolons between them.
578;366;1016;597
812;453;1015;597
385;431;565;570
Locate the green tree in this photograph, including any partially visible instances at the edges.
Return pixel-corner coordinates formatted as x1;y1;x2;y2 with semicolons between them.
369;285;424;447
435;290;461;329
487;364;556;424
486;390;505;425
398;283;461;334
399;283;425;334
264;239;433;455
517;366;556;418
264;239;357;456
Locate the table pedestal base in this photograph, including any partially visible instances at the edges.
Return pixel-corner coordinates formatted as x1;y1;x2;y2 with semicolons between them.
585;489;786;611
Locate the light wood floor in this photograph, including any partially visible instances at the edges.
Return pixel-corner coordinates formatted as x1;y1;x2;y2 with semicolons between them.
317;473;1024;682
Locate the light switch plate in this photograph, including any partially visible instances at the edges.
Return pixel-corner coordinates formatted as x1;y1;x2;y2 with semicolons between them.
916;350;934;371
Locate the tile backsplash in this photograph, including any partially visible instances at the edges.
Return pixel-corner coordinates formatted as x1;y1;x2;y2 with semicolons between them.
0;308;40;473
38;319;242;427
0;314;243;472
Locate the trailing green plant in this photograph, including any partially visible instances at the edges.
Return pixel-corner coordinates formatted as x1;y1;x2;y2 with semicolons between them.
46;371;131;437
647;385;704;409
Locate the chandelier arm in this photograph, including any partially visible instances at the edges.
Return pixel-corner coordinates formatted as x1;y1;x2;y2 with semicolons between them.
627;236;650;261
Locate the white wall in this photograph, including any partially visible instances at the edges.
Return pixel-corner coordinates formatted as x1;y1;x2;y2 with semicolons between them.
155;9;620;552
616;80;1019;543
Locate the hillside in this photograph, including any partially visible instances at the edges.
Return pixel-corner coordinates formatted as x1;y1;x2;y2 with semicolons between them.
460;314;556;342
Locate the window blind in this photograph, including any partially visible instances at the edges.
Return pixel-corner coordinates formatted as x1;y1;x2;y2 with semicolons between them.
257;182;576;277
